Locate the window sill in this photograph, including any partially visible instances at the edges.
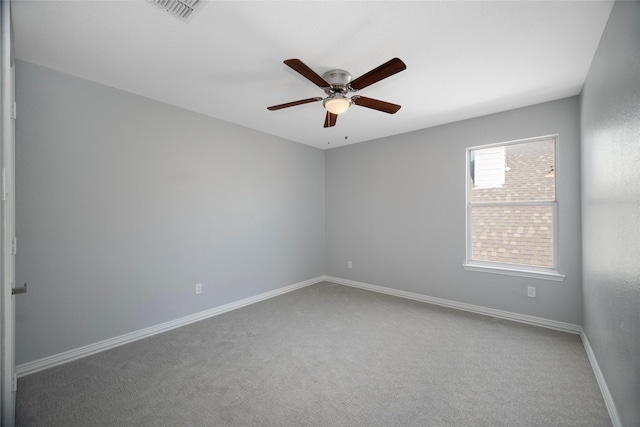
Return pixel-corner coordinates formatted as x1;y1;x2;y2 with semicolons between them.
462;263;566;282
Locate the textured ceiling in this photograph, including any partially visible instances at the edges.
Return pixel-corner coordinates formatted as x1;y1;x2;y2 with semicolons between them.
12;1;614;149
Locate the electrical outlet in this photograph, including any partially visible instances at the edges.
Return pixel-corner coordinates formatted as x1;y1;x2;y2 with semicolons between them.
195;283;202;295
527;286;536;298
348;261;352;269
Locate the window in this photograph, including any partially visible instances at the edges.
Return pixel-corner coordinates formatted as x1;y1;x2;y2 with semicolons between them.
464;135;564;281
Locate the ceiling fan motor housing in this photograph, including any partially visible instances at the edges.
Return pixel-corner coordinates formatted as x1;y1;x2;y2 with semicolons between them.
322;69;352;93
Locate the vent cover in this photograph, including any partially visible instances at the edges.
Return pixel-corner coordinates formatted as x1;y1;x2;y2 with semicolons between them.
147;0;201;22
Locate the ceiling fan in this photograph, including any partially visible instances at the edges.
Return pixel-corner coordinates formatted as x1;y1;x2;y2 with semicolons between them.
267;58;407;128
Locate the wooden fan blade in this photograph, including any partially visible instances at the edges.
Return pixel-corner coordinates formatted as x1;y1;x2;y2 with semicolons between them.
349;58;406;91
352;96;401;114
267;97;323;111
323;111;338;128
284;59;331;89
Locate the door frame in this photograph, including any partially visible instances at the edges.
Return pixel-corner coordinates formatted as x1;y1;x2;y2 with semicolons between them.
1;0;16;425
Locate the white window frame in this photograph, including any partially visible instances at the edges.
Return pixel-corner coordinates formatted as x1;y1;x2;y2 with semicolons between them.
463;135;565;281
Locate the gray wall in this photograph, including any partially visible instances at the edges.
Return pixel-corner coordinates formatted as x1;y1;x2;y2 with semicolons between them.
15;61;325;365
580;1;640;426
326;97;583;325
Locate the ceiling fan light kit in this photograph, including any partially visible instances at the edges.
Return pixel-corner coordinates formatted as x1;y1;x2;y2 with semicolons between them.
323;94;352;115
321;69;353;115
267;58;406;128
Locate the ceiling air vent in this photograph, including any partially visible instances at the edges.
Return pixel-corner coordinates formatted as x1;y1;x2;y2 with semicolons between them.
147;0;202;22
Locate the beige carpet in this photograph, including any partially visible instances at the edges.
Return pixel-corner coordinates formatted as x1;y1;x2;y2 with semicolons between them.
17;282;611;426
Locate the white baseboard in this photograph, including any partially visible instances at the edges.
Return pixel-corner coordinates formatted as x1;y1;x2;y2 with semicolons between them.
18;274;620;426
324;276;623;426
16;276;325;378
324;276;581;334
580;329;622;427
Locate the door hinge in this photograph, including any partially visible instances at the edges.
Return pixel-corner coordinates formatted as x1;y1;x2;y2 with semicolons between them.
12;237;17;255
11;101;17;120
12;373;17;391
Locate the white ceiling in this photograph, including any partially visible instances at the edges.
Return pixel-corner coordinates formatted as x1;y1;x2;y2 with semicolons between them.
12;1;614;150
